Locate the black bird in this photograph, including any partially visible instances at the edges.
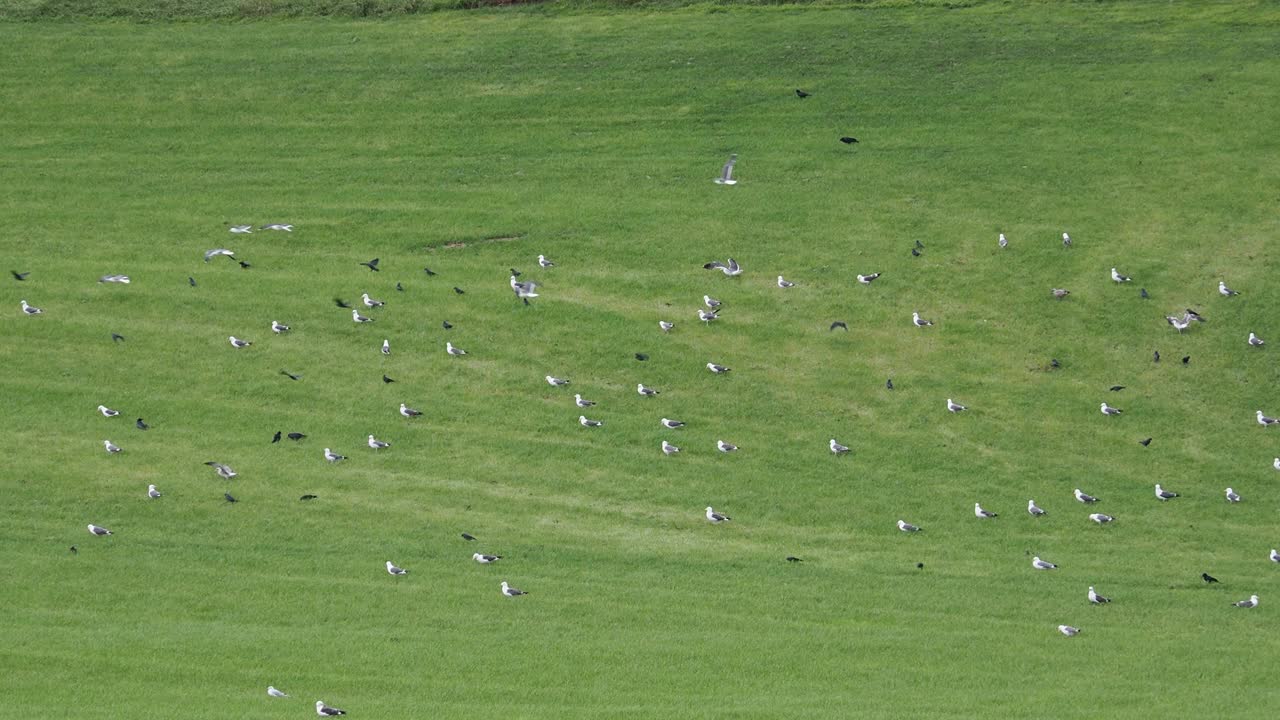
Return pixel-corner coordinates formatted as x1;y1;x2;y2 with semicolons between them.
886;378;894;390
272;431;281;444
136;418;149;431
635;353;649;361
360;258;380;272
280;370;301;381
510;268;522;277
915;240;925;250
1182;356;1190;365
1139;437;1152;446
1050;359;1061;369
1110;385;1125;392
442;320;453;329
786;556;803;562
830;321;848;331
1185;308;1205;322
453;287;465;294
1153;350;1160;363
461;533;477;541
335;298;352;309
396;282;404;292
383;374;395;384
287;432;306;441
70;545;78;554
795;89;810;98
1140;288;1149;299
111;333;126;343
300;494;319;501
423;267;437;276
1202;573;1220;584
839;136;858;144
224;492;238;503
916;562;924;569
911;247;921;257
11;270;30;281
188;276;197;287
238;260;251;269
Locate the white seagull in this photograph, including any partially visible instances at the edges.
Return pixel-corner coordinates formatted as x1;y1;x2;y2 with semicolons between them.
446;341;467;356
88;524;112;536
203;248;235;262
661;440;681;455
500;581;527;597
777;275;795;288
229;336;252;348
857;273;880;284
1219;281;1239;296
912;311;933;327
97;405;120;417
323;448;347;463
1154;483;1178;500
1062;232;1072;247
546;375;570;387
1110;267;1131;282
229;225;252;234
1270;549;1278;563
897;520;921;533
538;254;555;268
713;154;738;185
1225;487;1241;503
974;503;997;518
637;384;659;397
579;415;603;427
20;300;43;315
1167;316;1190;333
703;295;721;309
1089;513;1114;525
103;440;121;454
703;258;742;276
1249;332;1265;346
1100;402;1122;416
98;274;130;284
1032;556;1058;570
352;309;373;323
316;700;346;716
716;440;738;453
510;276;539;299
1258;410;1279;426
1234;594;1259;609
271;320;290;334
267;686;290;698
707;363;731;374
261;224;292;232
205;462;237;479
361;293;384;308
1027;500;1046;517
998;233;1007;248
386;561;407;576
705;506;731;523
574;394;595;408
830;438;850;454
381;339;390;355
368;435;390;450
661;418;685;428
473;553;502;564
946;398;967;413
148;484;161;499
1074;488;1098;504
1088;586;1111;604
400;403;423;417
1058;625;1080;637
1274;457;1280;470
698;309;719;323
659;320;674;333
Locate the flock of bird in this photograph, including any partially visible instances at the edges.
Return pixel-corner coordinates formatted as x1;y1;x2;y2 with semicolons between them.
13;162;1277;712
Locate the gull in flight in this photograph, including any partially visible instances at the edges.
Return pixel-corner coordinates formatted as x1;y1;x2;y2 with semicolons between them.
1249;332;1265;346
703;295;721;309
229;336;252;348
386;561;407;576
1110;267;1131;282
703;258;742;276
574;394;595;408
1088;586;1111;604
103;440;121;454
707;362;731;374
229;225;252;234
717;440;737;453
20;300;43;315
98;274;130;284
271;320;290;334
912;312;933;327
777;276;795;288
88;524;112;536
203;248;235;262
998;233;1007;248
267;686;290;698
148;484;161;499
974;503;997;518
352;309;373;323
261;224;292;231
705;506;731;523
538;254;555;268
361;293;384;308
1074;488;1099;504
1225;487;1241;503
946;398;967;413
510;275;539;300
830;438;850;454
659;320;674;333
1219;281;1239;296
501;581;528;597
1166;316;1190;333
661;418;685;428
316;700;346;716
637;384;659;397
400;403;422;417
579;415;602;427
367;435;390;450
1154;483;1179;500
713;154;738;185
1258;410;1280;426
1234;594;1259;609
381;339;390;355
857;273;880;284
698;309;719;323
98;405;120;417
1089;513;1115;524
1062;232;1072;248
323;448;347;463
204;462;237;479
546;375;570;386
446;342;467;356
1032;556;1058;570
1100;402;1122;416
1058;625;1080;637
1027;500;1046;517
897;520;922;533
473;553;502;564
661;440;681;455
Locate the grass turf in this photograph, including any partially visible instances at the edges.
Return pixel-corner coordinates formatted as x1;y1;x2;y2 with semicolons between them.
2;2;1280;718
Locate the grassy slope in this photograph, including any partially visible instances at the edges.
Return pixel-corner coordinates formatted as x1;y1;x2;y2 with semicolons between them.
3;3;1280;718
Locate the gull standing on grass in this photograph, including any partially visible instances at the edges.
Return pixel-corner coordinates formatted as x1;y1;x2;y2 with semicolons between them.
1111;267;1131;282
1088;586;1111;604
1032;556;1058;570
1028;500;1046;517
777;276;795;288
103;440;121;454
381;339;390;355
703;295;721;309
267;686;290;698
474;553;502;564
1155;484;1179;500
579;415;603;427
1074;488;1098;504
897;520;922;533
998;233;1007;248
20;300;43;315
947;399;967;413
659;320;674;333
1270;549;1279;563
705;506;731;523
661;418;685;428
1258;410;1280;426
1089;513;1115;524
1220;281;1239;296
386;561;407;576
400;403;423;417
707;363;731;374
316;700;346;716
1225;487;1241;503
661;440;681;455
912;312;933;327
323;448;347;463
368;435;390;450
352;309;373;323
698;309;719;323
830;438;850;454
271;320;290;334
1058;625;1080;637
229;336;252;348
1234;595;1259;608
857;273;881;284
1249;332;1265;346
974;503;997;518
713;154;738;185
546;375;570;387
88;524;112;536
1062;233;1072;248
148;484;161;499
98;405;120;417
637;384;659;397
717;440;737;453
361;293;384;308
1101;402;1122;416
446;342;467;356
574;394;595;408
501;581;527;597
1052;288;1070;299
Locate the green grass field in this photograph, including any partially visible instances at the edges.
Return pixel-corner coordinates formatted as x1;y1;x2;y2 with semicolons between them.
3;2;1280;717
